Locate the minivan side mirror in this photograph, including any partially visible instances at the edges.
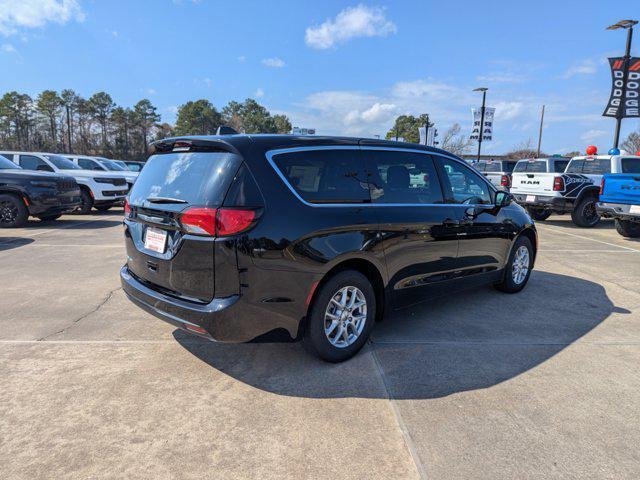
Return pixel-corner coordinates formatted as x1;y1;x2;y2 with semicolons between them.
495;191;513;207
36;165;54;172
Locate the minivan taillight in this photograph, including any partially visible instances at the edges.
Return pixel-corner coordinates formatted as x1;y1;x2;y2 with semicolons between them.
124;198;131;216
599;177;605;195
553;176;565;191
180;207;257;237
500;174;510;187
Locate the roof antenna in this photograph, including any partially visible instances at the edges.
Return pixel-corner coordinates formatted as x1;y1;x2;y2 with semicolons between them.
216;126;239;135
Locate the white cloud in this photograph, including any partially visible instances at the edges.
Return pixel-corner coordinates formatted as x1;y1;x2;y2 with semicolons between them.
0;0;85;36
262;57;285;68
1;43;17;53
562;58;598;79
146;88;156;95
203;77;212;87
305;4;396;49
345;103;397;125
255;88;264;98
237;55;246;62
493;101;524;121
580;129;607;143
476;72;527;83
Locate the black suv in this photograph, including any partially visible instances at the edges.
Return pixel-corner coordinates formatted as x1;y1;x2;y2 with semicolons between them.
121;135;537;361
0;155;80;227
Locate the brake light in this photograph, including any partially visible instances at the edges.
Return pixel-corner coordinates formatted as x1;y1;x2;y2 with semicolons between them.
180;207;257;237
553;176;565;191
217;209;256;236
124;198;131;216
500;174;510;187
181;207;218;236
600;177;605;195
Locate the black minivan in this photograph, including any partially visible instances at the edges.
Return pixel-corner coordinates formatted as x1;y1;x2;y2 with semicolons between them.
121;135;537;361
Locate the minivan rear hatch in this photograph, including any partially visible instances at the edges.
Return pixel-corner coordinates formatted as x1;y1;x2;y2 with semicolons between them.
124;149;242;303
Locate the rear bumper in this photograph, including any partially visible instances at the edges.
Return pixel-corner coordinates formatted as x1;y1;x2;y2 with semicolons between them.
120;265;256;342
512;194;574;212
597;202;640;221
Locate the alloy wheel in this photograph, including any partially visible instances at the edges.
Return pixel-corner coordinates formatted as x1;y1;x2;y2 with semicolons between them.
0;200;18;225
512;245;530;285
324;286;367;348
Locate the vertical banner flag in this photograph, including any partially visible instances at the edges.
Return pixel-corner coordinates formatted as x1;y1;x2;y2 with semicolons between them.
603;57;640;118
419;126;427;145
470;107;495;141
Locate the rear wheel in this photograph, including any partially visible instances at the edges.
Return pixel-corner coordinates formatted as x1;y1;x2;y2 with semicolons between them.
94;203;113;212
615;219;640;238
303;270;376;362
0;194;29;228
571;196;600;227
527;207;552;221
37;213;62;222
76;188;93;214
495;236;534;293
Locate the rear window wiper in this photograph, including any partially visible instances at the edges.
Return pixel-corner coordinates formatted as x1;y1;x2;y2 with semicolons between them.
146;196;188;204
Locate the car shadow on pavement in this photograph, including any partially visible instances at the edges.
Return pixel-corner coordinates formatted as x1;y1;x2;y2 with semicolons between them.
0;237;34;251
174;270;615;399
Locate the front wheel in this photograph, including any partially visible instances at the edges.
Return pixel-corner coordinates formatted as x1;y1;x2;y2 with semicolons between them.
0;194;28;228
527;207;552;221
76;188;93;215
495;236;534;293
615;219;640;238
303;270;376;362
571;196;600;227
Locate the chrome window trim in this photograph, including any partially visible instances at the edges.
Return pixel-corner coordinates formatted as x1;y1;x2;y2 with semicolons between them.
265;145;496;208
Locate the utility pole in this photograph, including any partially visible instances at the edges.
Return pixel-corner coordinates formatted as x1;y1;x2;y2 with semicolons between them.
537;105;545;158
473;87;488;163
424;114;430;145
607;19;638;149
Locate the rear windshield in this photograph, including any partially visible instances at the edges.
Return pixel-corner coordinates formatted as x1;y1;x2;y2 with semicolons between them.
566;159;611;174
475;161;501;172
621;158;640;173
128;152;241;207
0;155;19;169
514;161;547;173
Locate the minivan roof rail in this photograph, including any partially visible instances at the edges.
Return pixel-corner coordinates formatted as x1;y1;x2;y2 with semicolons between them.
216;126;239;135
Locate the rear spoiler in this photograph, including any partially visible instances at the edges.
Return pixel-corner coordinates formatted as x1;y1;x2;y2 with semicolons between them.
149;136;241;156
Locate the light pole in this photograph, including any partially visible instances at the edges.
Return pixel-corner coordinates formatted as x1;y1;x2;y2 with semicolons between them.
536;105;545;158
473;87;488;163
607;19;638;149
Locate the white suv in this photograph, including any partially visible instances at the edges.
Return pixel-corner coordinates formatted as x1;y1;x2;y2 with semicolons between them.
64;155;138;188
0;151;129;214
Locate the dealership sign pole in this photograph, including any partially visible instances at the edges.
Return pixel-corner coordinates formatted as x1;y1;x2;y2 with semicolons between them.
604;19;639;149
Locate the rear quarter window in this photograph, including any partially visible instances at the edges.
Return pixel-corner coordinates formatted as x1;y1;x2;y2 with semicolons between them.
128;151;242;207
271;149;370;203
621;158;640;174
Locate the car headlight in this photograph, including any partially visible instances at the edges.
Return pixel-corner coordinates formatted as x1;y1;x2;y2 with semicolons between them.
30;180;57;188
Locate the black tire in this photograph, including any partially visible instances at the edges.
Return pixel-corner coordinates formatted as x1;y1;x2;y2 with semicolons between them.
527;207;552;221
571;196;600;227
0;193;29;228
37;213;62;222
76;188;93;214
94;203;113;212
615;219;640;238
494;236;534;293
303;270;376;362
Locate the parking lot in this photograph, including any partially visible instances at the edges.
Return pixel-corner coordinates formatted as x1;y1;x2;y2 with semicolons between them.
1;212;639;480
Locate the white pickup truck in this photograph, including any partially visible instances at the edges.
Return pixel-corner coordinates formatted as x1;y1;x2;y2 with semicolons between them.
510;154;640;227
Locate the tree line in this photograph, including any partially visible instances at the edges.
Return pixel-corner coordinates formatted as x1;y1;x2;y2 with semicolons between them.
0;91;292;161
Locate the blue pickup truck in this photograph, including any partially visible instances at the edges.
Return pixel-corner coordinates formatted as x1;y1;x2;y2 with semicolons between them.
597;172;640;238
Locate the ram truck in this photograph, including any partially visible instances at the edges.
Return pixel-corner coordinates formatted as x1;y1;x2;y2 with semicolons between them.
511;154;640;227
597;171;640;238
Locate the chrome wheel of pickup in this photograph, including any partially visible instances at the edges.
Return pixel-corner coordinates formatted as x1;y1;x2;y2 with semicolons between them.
324;286;367;348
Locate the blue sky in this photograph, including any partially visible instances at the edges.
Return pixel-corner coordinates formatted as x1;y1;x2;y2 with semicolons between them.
0;0;639;154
